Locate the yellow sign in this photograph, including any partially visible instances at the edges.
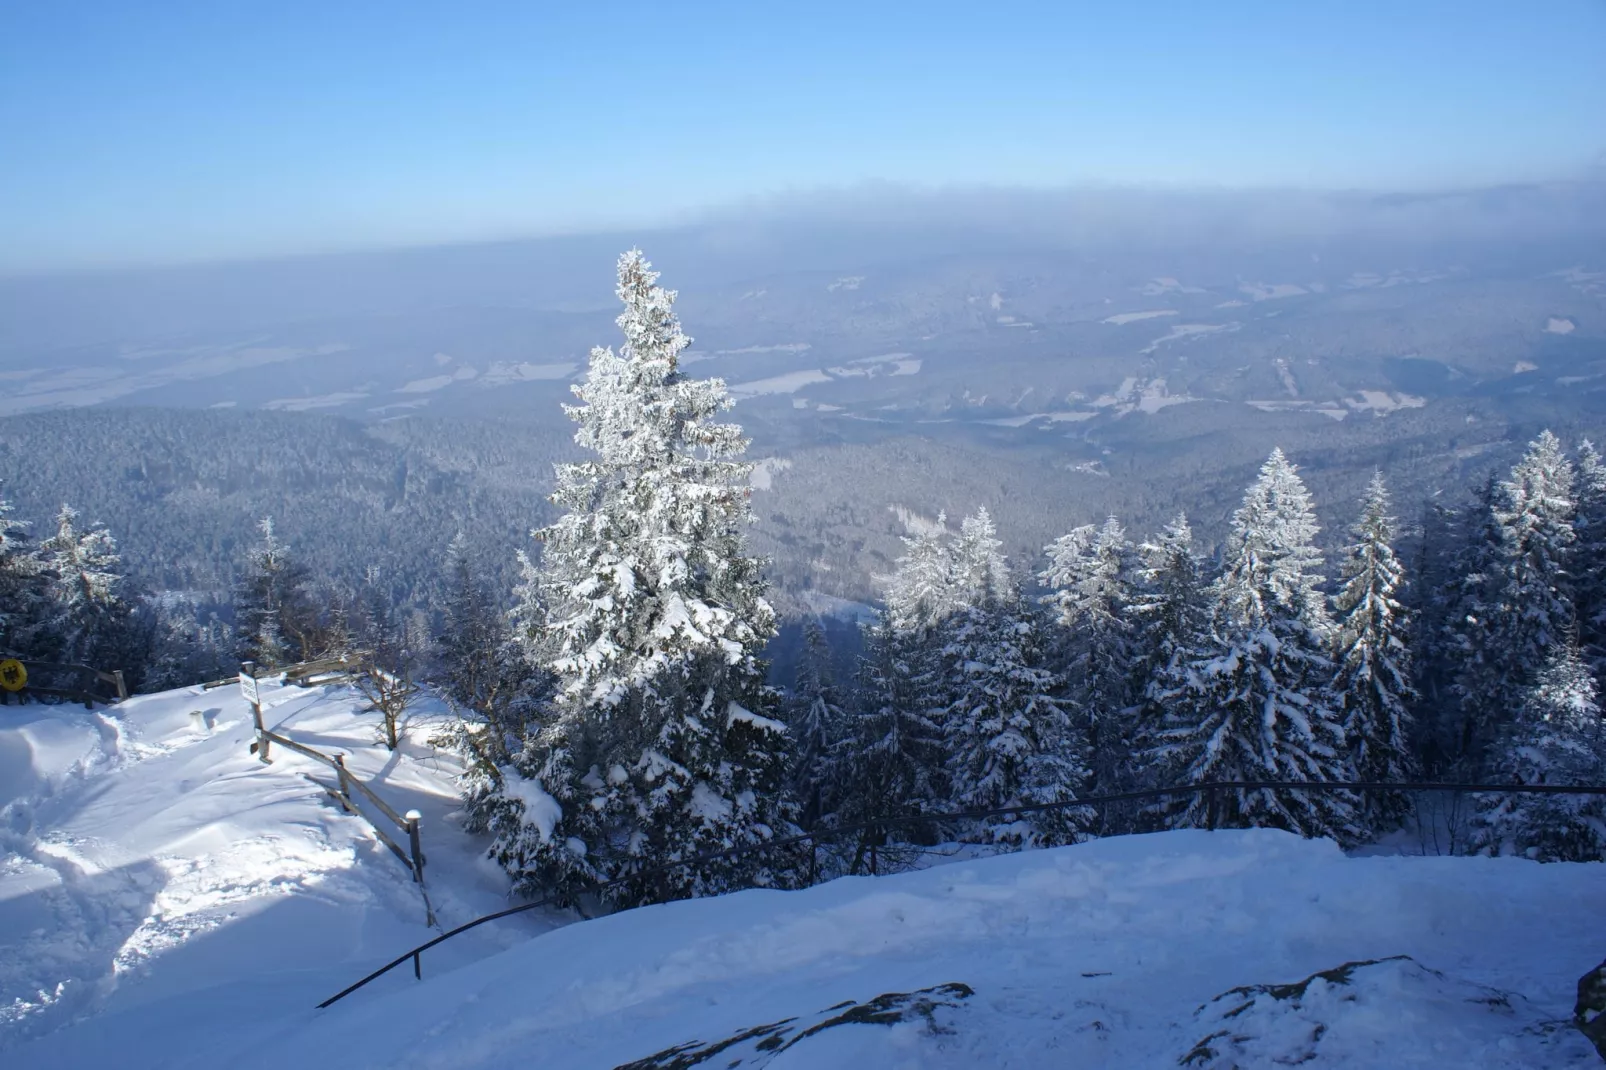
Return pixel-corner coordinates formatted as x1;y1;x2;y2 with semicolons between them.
0;659;26;692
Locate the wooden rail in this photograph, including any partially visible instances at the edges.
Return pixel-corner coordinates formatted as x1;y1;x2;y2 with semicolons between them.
235;663;433;924
316;778;1606;1009
0;660;127;708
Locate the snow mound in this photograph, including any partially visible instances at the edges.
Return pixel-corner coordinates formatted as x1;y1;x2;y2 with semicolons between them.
1183;955;1590;1068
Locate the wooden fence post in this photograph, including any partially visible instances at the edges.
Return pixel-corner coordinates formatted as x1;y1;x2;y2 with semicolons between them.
405;810;424;883
112;670;128;701
1205;784;1219;831
241;662;269;763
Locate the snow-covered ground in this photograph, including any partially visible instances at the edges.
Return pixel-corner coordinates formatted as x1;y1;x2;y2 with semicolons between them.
1;680;557;1068
4;683;1604;1068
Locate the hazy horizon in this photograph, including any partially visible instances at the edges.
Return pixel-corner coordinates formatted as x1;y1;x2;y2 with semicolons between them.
4;1;1603;272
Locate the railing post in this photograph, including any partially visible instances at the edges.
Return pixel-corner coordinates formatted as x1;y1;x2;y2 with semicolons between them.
1205;784;1218;831
334;753;349;801
241;661;269;763
809;836;819;887
112;670;128;702
406;810;425;883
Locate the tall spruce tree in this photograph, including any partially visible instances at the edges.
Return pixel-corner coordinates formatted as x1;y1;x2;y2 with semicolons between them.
1475;639;1606;862
1129;513;1210;791
786;620;845;829
1331;474;1417;827
1440;474;1512;774
234;517;317;668
41;505;134;669
828;612;946;873
438;533;511;717
489;250;793;907
1040;516;1136;793
943;580;1087;848
0;483;51;659
1575;440;1606;678
1491;430;1577;676
1158;449;1357;840
885;516;955;633
949;508;1011;610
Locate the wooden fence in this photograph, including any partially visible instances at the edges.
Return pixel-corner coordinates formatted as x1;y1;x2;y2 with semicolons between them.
0;660;127;707
316;778;1606;1009
228;659;435;927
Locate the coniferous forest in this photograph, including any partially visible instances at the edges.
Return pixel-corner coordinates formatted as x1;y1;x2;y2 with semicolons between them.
4;251;1604;908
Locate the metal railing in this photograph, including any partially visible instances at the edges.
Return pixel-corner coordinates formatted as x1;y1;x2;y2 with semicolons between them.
315;778;1606;1009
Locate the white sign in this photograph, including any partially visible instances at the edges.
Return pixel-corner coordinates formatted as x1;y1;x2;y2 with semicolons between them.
239;672;260;707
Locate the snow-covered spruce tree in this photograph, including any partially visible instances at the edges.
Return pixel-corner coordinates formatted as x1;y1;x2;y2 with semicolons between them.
885;516;955;633
234;517;317;668
1159;449;1358;841
41;505;134;670
828;611;947;874
949;507;1011;611
1330;473;1417;828
1490;430;1577;678
438;534;507;711
0;483;52;659
1128;512;1210;793
450;544;552;838
786;619;845;829
1437;474;1513;775
943;579;1088;848
489;251;794;907
437;534;548;759
1474;639;1606;862
1040;516;1137;794
1575;440;1606;678
864;508;986;808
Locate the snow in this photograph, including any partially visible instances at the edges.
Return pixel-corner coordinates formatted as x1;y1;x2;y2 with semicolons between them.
748;457;792;491
1102;309;1178;325
262;391;370;412
726;702;788;735
1090;376;1201;417
715;343;811;355
1344;390;1427;415
499;770;563;844
0;344;352;417
1140;277;1205;296
826;276;864;292
480;361;578;384
1247;399;1350;421
1140;322;1236;355
385;365;478;394
1240;282;1309;301
827;354;922;378
1;680;558;1067
10;814;1598;1068
728;370;832;397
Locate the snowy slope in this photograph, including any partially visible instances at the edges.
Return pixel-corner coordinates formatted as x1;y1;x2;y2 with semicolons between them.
5;683;1604;1068
0;679;556;1066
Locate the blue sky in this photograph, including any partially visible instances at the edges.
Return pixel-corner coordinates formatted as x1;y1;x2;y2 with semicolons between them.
2;1;1603;271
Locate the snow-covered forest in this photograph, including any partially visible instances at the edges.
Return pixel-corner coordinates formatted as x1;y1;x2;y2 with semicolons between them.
4;251;1605;908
